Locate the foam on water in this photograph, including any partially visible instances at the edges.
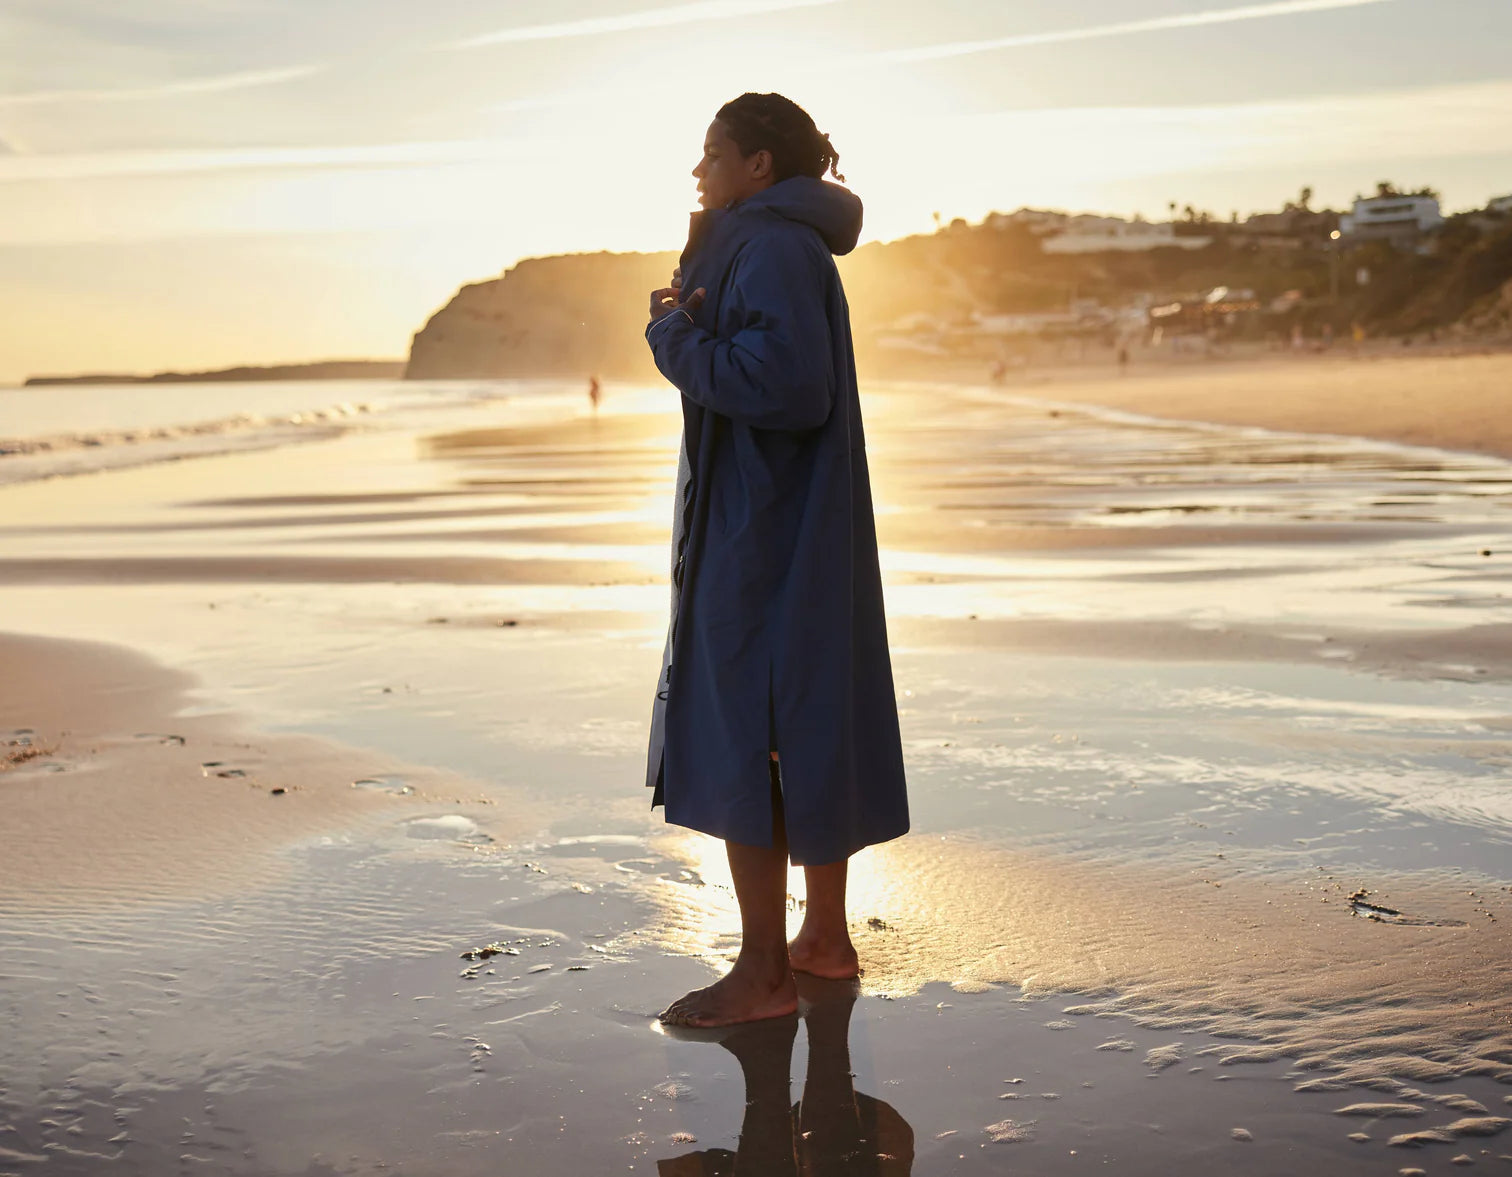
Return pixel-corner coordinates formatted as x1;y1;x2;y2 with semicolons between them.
0;378;594;487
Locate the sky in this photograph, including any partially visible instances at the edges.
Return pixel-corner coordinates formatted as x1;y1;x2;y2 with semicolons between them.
2;0;1511;383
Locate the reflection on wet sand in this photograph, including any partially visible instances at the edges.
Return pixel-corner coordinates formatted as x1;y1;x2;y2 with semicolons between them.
659;977;913;1177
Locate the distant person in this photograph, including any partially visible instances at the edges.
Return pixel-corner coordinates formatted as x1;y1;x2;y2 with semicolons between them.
587;375;602;412
1117;344;1129;374
644;92;909;1027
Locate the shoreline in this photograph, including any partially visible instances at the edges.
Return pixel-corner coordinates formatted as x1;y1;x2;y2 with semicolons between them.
5;351;1512;491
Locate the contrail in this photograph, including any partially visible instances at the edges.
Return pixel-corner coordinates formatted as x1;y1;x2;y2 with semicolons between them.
0;138;537;183
0;65;324;108
864;0;1397;65
450;0;841;49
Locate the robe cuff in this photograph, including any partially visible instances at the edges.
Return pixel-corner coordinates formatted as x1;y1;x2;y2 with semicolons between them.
646;308;694;346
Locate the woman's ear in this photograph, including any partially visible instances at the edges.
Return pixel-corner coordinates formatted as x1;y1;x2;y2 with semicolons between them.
749;148;774;181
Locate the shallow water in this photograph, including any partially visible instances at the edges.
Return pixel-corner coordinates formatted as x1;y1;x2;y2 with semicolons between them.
2;378;1511;1172
5;827;1505;1176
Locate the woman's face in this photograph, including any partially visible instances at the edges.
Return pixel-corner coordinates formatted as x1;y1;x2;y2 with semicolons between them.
692;120;773;210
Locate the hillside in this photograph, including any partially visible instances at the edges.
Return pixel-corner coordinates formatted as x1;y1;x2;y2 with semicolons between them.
406;252;677;381
404;212;1512;381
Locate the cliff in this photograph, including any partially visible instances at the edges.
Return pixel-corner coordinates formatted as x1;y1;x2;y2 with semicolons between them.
405;251;678;381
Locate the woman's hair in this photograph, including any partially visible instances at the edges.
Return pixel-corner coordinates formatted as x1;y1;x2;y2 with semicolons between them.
715;92;844;184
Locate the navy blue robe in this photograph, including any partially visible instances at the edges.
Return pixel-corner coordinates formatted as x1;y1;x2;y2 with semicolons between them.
643;176;909;866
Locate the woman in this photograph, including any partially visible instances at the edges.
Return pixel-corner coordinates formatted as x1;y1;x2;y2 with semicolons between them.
645;93;908;1028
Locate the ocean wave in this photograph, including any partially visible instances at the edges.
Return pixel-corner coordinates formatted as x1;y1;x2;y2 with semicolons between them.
0;407;365;486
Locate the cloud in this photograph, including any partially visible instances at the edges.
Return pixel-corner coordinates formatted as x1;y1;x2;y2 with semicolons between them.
0;137;543;183
848;77;1512;228
449;0;841;49
8;75;1506;203
0;64;325;108
860;0;1398;66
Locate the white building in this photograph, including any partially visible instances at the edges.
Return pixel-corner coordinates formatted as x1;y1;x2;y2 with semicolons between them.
970;310;1080;335
985;208;1069;235
1339;194;1443;245
1042;219;1211;253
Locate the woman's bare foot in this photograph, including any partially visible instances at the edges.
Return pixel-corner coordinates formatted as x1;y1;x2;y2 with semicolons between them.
787;926;860;979
659;951;798;1028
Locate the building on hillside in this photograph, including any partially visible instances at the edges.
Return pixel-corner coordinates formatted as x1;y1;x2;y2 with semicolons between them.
1339;193;1443;248
1042;218;1212;253
970;310;1081;335
985;208;1070;235
1237;206;1336;249
1489;194;1512;215
1147;286;1261;344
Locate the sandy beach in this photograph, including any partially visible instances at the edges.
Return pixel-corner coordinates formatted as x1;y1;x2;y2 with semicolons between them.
1005;350;1512;461
3;353;1511;1175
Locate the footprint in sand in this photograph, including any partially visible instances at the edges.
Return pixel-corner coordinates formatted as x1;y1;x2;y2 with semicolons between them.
135;732;185;746
352;775;414;796
200;761;246;779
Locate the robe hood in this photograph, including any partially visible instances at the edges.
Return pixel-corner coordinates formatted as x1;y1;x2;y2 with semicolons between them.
736;176;863;256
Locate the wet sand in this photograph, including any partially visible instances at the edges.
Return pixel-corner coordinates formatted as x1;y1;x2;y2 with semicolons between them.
0;632;513;909
3;356;1512;1173
994;351;1512;461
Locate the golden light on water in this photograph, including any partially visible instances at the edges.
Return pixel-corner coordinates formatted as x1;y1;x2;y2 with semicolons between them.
645;820;1512;1087
648;827;939;981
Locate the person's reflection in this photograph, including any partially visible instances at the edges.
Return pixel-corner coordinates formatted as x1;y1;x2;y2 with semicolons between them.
658;975;913;1177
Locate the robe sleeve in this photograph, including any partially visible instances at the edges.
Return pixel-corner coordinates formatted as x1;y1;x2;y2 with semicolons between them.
645;230;834;431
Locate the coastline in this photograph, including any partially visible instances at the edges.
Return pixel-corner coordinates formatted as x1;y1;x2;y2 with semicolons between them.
21;358;406;386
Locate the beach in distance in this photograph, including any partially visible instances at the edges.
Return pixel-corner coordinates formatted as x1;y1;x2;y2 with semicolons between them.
3;350;1512;1175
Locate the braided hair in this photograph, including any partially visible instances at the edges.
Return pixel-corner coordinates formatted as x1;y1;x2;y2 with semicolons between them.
715;92;844;185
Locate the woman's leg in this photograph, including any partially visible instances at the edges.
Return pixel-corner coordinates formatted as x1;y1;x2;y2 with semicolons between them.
788;859;860;979
771;750;859;979
659;772;799;1027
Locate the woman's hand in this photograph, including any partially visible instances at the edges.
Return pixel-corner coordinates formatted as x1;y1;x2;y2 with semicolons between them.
650;284;705;323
